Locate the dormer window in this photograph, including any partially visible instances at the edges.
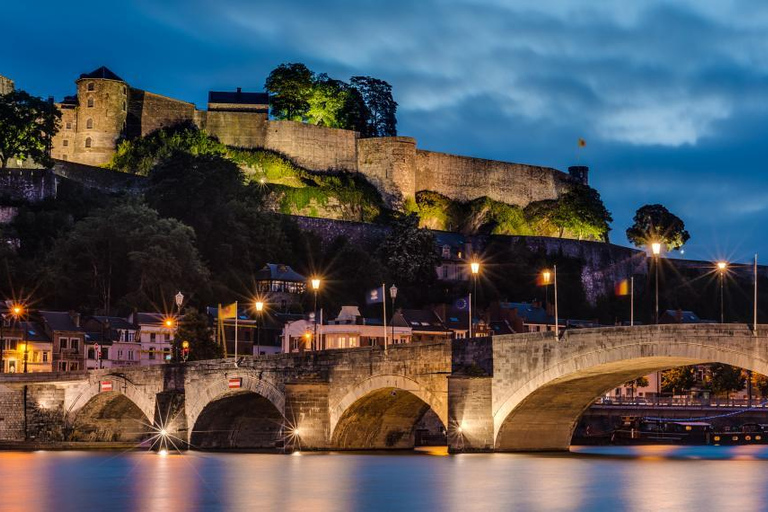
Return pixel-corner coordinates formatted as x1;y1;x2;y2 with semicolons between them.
86;118;93;129
87;97;94;108
85;137;92;148
87;82;95;91
441;245;451;259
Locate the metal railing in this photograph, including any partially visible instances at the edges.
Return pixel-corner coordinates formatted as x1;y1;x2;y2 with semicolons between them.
595;396;768;409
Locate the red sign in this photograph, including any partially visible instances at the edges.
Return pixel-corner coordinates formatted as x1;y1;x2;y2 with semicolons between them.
228;377;242;389
100;381;113;392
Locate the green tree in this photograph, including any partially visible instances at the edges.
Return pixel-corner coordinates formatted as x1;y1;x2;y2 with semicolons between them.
265;63;315;121
46;198;209;313
377;213;439;306
0;89;61;168
108;122;225;175
752;373;768;398
306;75;352;128
626;204;690;251
549;185;612;241
350;76;397;137
624;376;650;397
145;152;244;260
707;364;746;396
173;309;222;362
661;366;697;394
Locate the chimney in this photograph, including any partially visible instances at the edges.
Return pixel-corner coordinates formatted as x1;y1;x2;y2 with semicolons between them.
69;310;80;328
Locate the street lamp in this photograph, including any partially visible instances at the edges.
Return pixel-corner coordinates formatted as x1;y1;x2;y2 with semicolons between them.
310;278;321;351
9;305;27;373
716;261;728;323
255;300;265;357
389;285;398;344
469;261;480;338
164;317;176;362
650;242;662;324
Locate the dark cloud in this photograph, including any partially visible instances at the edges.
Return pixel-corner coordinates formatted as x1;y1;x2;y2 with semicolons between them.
5;0;768;261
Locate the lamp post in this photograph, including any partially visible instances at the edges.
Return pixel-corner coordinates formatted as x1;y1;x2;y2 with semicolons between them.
10;305;27;373
174;291;184;363
541;270;552;331
255;300;264;357
651;242;662;324
389;285;398;344
469;261;480;338
311;278;321;351
164;317;176;362
717;261;728;324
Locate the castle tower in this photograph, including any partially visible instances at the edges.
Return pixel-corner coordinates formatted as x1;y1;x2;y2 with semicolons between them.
567;165;589;186
0;75;14;95
72;66;129;166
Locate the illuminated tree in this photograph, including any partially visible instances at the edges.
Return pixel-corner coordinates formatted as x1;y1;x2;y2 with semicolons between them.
265;63;315;121
0;89;61;168
350;76;397;137
661;366;697;394
706;364;746;396
626;204;690;251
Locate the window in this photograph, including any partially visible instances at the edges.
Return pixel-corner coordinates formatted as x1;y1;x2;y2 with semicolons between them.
128;350;134;361
70;362;79;371
88;348;95;360
66;121;72;130
150;333;156;343
85;137;92;148
42;352;48;363
164;334;170;342
59;337;68;350
87;97;94;107
86;118;93;129
70;338;79;351
87;82;94;91
102;348;109;360
149;351;155;360
122;101;126;112
128;331;135;342
63;139;69;147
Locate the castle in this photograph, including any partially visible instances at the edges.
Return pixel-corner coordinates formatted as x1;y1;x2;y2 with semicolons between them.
8;67;589;208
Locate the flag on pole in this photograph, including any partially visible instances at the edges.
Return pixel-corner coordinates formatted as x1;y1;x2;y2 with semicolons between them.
219;302;237;319
578;138;587;147
453;297;469;311
614;279;630;296
366;287;385;304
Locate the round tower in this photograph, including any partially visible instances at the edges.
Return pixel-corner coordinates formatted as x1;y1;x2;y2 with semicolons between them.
74;67;128;166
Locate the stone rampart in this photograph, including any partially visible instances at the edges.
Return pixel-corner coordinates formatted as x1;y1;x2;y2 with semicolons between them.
357;137;417;207
129;89;196;138
206;110;268;148
415;150;572;205
264;121;358;171
0;169;57;202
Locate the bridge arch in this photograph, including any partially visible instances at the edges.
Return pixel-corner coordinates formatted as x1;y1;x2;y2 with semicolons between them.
492;325;768;451
331;375;447;449
187;374;286;450
66;377;156;442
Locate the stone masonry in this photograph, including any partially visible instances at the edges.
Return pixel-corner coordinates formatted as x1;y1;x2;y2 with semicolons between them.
1;324;766;452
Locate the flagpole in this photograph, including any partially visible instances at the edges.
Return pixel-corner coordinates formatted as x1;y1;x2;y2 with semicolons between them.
234;301;238;362
630;276;634;327
382;283;388;350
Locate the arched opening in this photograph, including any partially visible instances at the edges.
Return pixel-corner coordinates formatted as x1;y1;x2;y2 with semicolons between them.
332;387;446;450
70;391;152;443
190;391;284;451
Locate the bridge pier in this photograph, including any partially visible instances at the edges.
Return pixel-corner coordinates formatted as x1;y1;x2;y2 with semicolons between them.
285;381;331;450
448;376;494;452
154;391;188;450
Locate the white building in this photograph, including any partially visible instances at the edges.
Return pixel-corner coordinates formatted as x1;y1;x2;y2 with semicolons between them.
282;306;412;353
129;312;175;365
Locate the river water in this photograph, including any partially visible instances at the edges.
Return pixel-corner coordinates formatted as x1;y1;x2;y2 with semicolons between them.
2;446;768;511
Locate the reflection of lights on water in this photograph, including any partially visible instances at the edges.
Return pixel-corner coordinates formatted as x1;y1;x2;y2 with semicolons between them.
158;449;168;457
291;450;301;456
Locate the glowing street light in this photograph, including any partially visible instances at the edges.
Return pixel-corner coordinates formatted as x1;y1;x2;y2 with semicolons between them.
310;278;321;351
716;261;728;323
255;300;265;357
469;261;480;338
650;241;662;324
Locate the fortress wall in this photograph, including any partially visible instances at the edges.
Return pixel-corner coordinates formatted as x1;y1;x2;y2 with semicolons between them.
0;75;13;95
356;137;417;208
52;107;77;162
206;111;268;148
264;120;358;171
414;150;572;206
0;169;57;202
129;89;196;137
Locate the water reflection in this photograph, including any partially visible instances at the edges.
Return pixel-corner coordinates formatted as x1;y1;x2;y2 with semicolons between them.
2;447;768;511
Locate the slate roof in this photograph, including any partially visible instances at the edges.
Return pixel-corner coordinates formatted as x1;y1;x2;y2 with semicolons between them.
661;310;702;324
19;321;51;342
255;263;306;283
395;309;451;332
89;316;139;331
38;311;83;332
489;320;515;335
500;302;553;325
208;90;268;105
134;312;167;326
79;66;124;82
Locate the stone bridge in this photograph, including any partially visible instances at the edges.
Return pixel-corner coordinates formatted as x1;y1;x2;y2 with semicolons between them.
1;324;767;452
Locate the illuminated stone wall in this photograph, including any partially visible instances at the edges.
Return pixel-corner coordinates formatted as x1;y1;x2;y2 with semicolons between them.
263;120;358;171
